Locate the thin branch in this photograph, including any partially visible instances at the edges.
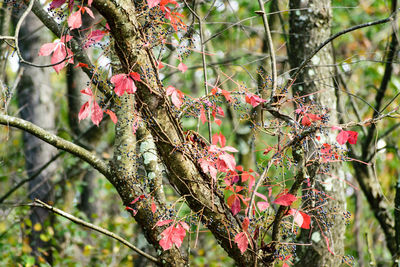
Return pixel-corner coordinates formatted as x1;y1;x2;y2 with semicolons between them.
31;199;160;264
27;0;112;99
257;0;277;98
183;0;212;142
282;9;398;91
0;114;110;177
362;1;398;159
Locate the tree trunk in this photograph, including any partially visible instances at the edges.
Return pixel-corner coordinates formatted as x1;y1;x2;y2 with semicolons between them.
288;1;346;266
15;10;57;264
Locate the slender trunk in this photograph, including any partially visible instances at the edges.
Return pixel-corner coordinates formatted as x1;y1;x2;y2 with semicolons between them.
288;1;346;266
15;11;57;264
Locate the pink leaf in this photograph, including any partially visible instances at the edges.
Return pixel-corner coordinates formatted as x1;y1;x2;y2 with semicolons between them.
219;153;236;171
147;0;160;8
234;232;248;254
111;74;136;96
105;109;117;124
51;44;68;73
38;43;57;56
336;130;349;145
222;146;238;153
273;193;297;206
84;7;95;19
78;101;90;121
91;99;103;126
255;192;269;211
68;10;82;30
83;30;106;49
178;62;188;73
87;0;93;6
180;221;189;231
215;118;222;126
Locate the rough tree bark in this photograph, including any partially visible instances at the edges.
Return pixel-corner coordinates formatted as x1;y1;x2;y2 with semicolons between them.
288;1;346;266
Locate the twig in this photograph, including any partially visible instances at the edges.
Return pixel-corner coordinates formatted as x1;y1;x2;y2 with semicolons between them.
257;0;277;98
284;9;398;90
31;199;160;264
0;114;110;177
183;0;212;142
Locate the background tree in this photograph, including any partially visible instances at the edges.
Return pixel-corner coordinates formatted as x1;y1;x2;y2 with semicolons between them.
0;0;399;266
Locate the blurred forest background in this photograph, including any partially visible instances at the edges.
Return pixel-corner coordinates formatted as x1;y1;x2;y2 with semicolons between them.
0;0;399;266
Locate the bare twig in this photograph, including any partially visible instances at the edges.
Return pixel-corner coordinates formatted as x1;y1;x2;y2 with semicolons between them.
257;0;277;98
31;199;160;264
283;9;398;91
0;114;110;177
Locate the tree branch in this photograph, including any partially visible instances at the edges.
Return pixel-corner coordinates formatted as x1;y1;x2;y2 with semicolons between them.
0;114;110;177
281;9;398;92
31;199;160;264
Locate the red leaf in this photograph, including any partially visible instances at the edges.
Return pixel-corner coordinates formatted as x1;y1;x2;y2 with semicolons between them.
301;115;311;126
78;101;90;121
242;217;250;232
231;195;241;215
289;209;311;229
200;107;207;124
325;236;335;255
221;90;232;102
336;130;349;145
245;93;266;108
158;61;164;69
178;62;188;73
75;62;89;68
91;99;103;126
307;113;322;121
159;224;186;250
68;10;82;30
130;72;141;81
217;106;225;117
273;193;297;206
80;87;93;96
105;109;117;124
347;131;358;144
151;199;157;213
234;232;248;254
215;118;222;126
50;0;66;9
